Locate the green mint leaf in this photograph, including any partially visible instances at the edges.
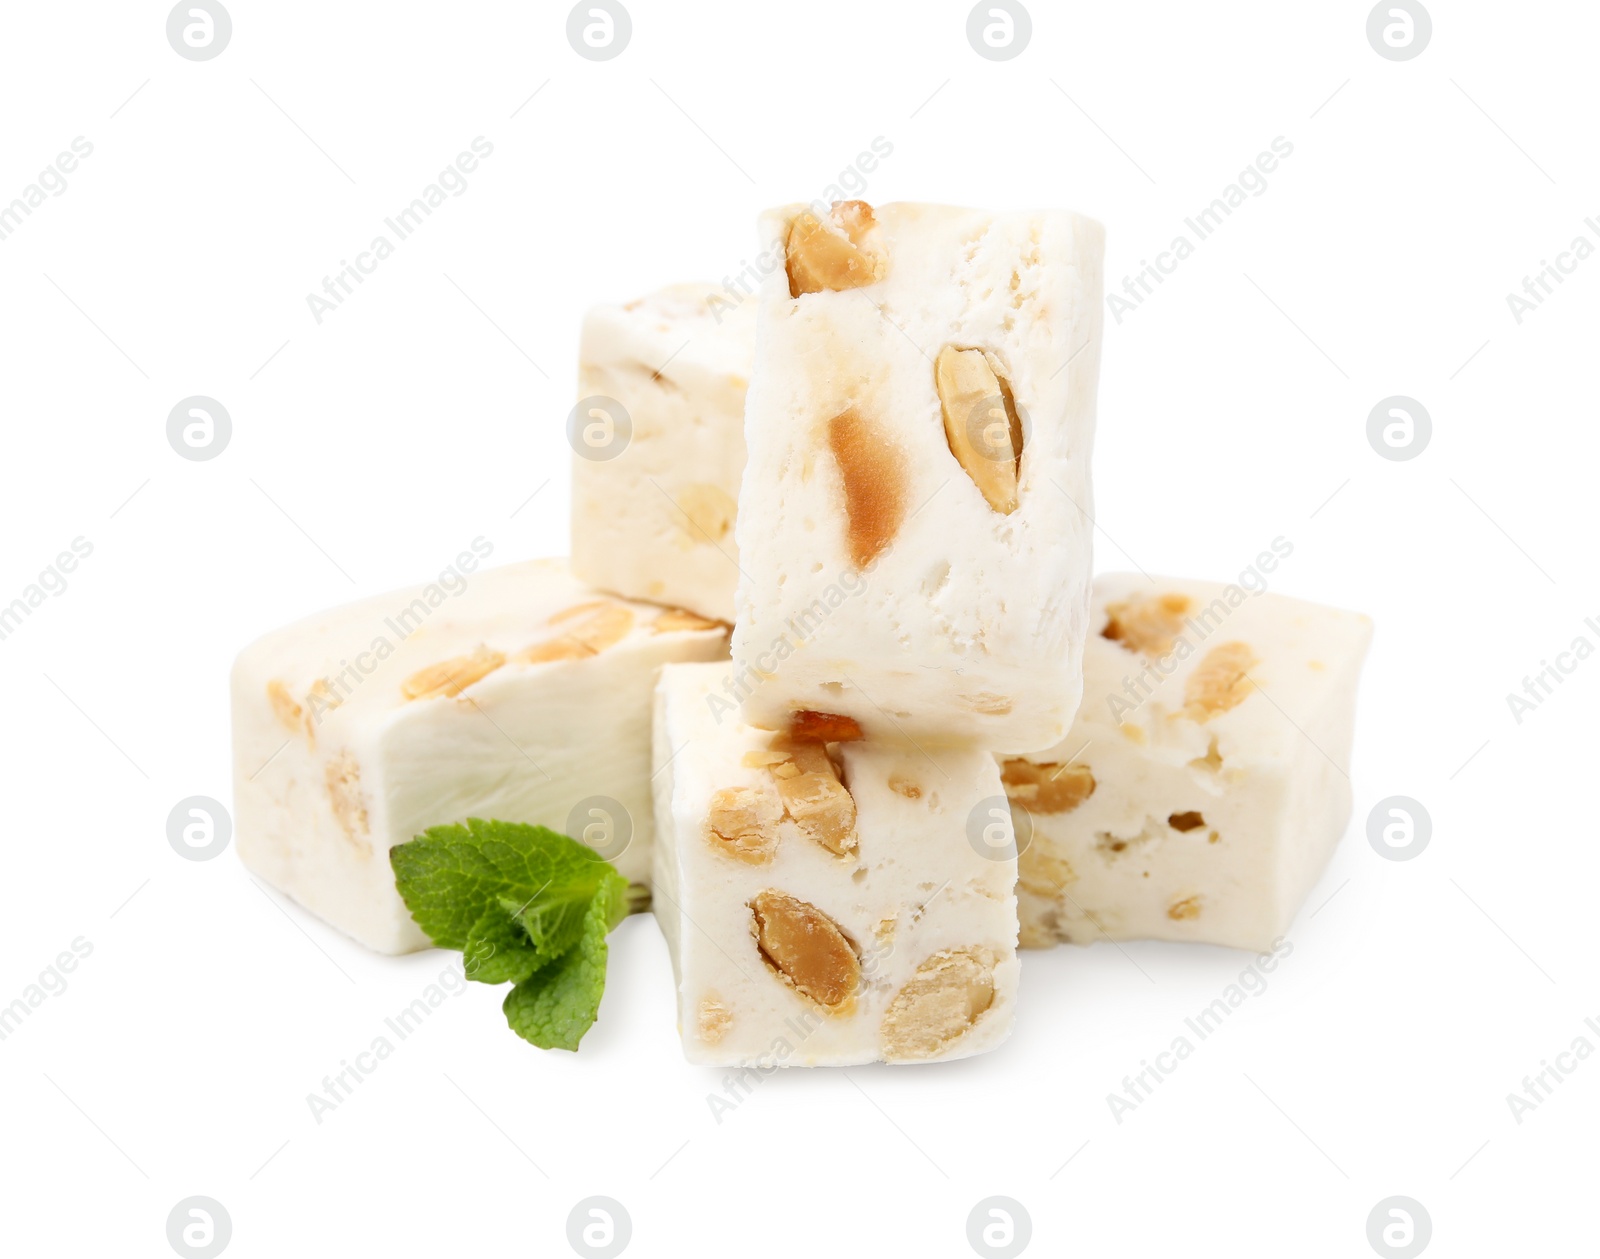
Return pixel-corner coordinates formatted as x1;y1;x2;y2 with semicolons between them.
462;906;547;986
499;884;596;963
501;868;627;1051
389;818;613;951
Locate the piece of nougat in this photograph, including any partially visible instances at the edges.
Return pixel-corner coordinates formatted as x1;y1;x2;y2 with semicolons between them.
571;284;756;623
730;200;1105;753
1006;574;1373;952
652;661;1020;1066
231;559;728;954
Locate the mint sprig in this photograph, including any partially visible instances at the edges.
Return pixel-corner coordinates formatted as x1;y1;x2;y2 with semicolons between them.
390;819;630;1050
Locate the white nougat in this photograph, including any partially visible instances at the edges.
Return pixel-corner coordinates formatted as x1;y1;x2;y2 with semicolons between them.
231;558;728;954
1005;572;1373;953
731;201;1105;753
652;661;1020;1067
571;284;755;623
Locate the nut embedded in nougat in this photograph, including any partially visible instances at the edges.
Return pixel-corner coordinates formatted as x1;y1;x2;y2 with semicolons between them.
1181;641;1258;721
768;737;857;856
400;645;506;700
788;710;863;744
705;786;782;864
935;346;1023;514
1000;759;1096;814
749;890;860;1010
785;201;888;296
1102;592;1195;657
827;406;907;568
880;947;997;1060
520;602;636;663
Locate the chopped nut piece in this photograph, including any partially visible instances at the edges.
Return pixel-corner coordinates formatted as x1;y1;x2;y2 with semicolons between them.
1017;836;1075;897
748;890;860;1010
741;748;791;769
880;948;997;1060
768;736;857;855
962;692;1014;715
827;406;907;568
773;771;856;856
788;710;863;743
521;603;636;663
785;200;888;296
1167;895;1202;921
324;752;370;852
1168;811;1206;833
705;786;782;864
654;607;724;634
1000;759;1096;814
1102;593;1195;656
401;645;506;700
266;680;303;733
697;997;733;1045
677;483;737;544
1189;736;1224;774
935;346;1022;514
887;774;922;799
1181;642;1257;721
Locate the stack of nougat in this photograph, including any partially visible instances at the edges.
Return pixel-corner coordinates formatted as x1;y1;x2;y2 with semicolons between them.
231;200;1371;1069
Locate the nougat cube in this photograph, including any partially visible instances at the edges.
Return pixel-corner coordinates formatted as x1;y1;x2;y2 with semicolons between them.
1006;573;1373;953
231;559;728;954
571;284;755;623
652;661;1020;1066
731;201;1105;753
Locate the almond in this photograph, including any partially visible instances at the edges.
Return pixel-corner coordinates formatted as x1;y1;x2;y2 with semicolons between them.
749;890;860;1010
828;406;907;568
1102;593;1194;657
935;346;1022;514
788;710;863;743
266;680;303;733
785;200;888;296
324;751;370;852
768;737;857;856
654;607;724;634
400;644;506;700
520;603;635;663
1000;759;1096;814
880;948;997;1061
1181;642;1257;720
1167;895;1202;921
705;786;782;864
697;996;733;1045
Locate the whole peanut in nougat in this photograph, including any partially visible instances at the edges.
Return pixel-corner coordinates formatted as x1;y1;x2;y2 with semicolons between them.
731;201;1105;753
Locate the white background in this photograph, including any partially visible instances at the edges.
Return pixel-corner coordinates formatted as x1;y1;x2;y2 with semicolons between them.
1;2;1594;1256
